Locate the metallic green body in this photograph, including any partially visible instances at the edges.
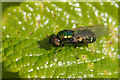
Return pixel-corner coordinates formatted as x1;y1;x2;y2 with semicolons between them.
56;29;96;45
48;25;108;60
57;30;75;44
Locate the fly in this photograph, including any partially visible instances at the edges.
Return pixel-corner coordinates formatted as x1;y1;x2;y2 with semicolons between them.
48;25;109;60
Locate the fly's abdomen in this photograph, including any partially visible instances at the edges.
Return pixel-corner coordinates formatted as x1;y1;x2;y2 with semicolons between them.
74;29;96;43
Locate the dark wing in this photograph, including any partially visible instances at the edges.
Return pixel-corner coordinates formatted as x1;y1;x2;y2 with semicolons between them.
71;25;109;38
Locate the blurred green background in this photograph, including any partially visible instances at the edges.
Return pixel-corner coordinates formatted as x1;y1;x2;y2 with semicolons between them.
1;1;119;79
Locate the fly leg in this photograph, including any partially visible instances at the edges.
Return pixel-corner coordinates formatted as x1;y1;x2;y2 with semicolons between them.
52;44;64;60
87;47;97;53
74;44;79;59
85;43;96;53
85;43;88;47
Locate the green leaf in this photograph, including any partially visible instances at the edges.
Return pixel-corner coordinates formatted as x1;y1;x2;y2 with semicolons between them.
2;2;118;78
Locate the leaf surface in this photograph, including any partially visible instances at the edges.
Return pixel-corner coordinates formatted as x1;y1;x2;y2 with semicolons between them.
2;2;118;78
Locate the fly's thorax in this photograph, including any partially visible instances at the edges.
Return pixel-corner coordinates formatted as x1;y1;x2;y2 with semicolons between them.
57;30;75;40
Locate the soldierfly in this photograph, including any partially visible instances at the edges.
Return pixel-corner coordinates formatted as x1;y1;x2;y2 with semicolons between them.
48;25;109;60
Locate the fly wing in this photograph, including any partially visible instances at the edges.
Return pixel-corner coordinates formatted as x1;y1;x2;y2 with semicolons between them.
71;25;109;37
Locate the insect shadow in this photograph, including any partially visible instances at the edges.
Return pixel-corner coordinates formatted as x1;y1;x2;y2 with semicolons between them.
37;37;52;50
37;35;87;49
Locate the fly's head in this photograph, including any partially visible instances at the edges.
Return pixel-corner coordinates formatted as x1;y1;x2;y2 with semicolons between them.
48;34;61;46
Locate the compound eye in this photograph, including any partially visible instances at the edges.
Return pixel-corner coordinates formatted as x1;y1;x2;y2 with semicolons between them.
54;38;60;42
49;34;61;46
54;38;61;45
55;39;58;41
